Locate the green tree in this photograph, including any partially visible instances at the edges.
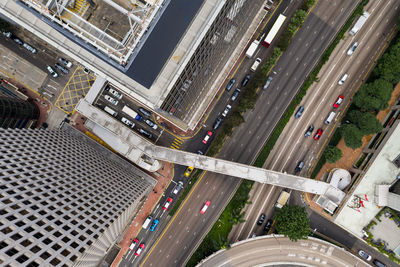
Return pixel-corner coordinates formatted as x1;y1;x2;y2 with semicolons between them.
341;124;363;149
302;0;316;11
373;42;400;84
367;79;393;103
357;112;383;134
0;18;11;32
354;87;385;111
291;10;307;27
324;146;342;163
274;205;310;241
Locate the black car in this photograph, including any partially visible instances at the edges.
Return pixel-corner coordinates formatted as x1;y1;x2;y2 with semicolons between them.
373;259;386;267
241;74;251;87
55;63;69;74
226;78;236;91
139;128;152;139
138;107;151;117
294;161;304;173
304;125;314;137
213;117;223;130
231;88;241;101
263;219;273;232
257;213;266;225
295;106;305;118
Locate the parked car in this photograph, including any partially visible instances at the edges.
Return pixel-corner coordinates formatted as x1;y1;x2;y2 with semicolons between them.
202;131;213;144
200;200;211;214
304;125;314;137
313;128;323;140
135;243;145;257
55;63;69;74
104;95;118;105
358;250;372;261
333;95;344;108
149;219;159;232
226;78;236;91
241;74;251;87
264;219;273;232
12;36;23;45
105;87;123;99
139;128;152;139
222;104;232;117
213;117;223;130
138;107;151;117
263;76;273;90
22;43;37;53
347;42;359;56
372;259;386;267
184;166;194;178
163;197;173;210
46;66;58;78
58;57;73;68
257;213;266;225
2;31;11;38
129;238;139;250
197;150;204;155
145;119;158;130
295;106;305;118
121;117;135;128
231;88;241;101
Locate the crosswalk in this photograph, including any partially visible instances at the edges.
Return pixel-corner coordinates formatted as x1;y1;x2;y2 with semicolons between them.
170;137;183;149
71;0;89;16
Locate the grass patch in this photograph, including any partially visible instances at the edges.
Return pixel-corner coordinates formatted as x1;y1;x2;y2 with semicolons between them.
310;156;326;179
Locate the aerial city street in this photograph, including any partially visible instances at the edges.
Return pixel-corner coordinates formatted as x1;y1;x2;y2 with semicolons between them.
0;0;400;267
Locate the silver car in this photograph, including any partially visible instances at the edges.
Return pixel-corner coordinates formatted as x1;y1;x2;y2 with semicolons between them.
145;119;158;130
46;66;58;78
104;95;118;105
23;43;37;54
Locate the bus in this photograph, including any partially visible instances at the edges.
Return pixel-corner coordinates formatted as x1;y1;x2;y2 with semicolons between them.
122;105;142;121
262;14;286;47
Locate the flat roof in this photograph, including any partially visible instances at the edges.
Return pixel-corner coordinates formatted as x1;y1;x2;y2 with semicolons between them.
125;0;205;88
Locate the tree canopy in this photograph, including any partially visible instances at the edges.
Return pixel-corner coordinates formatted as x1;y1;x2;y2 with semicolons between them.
347;110;383;134
274;205;310;241
324;146;342;163
341;124;363;149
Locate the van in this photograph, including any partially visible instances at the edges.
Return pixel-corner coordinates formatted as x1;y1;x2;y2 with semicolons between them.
250;58;262;72
142;216;152;229
104;106;118;117
325;111;336;124
338;74;348;85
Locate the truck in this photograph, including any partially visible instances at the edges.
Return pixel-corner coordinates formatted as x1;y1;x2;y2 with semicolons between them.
349;11;370;36
122;105;142;121
275;190;290;208
245;39;260;58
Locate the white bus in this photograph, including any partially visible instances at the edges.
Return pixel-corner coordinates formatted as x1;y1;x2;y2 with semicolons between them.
262;14;286;47
122;105;141;121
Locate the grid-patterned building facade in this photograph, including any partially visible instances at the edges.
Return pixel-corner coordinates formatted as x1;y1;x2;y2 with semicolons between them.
0;126;156;266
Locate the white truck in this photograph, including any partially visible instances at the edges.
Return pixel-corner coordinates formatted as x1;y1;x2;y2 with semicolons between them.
245;39;260;58
349;11;370;36
275;191;290;209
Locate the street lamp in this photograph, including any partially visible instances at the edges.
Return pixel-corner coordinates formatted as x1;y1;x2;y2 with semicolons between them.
272;233;282;253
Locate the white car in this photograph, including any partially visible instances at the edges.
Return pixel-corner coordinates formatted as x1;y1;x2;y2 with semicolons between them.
58;57;73;68
104;95;118;105
105;87;123;100
22;43;37;54
222;104;232;117
121;117;134;128
347;42;358;56
46;66;58;78
145;119;158;130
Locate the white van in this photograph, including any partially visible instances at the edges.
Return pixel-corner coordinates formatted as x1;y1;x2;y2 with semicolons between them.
250;58;262;72
338;74;348;85
104;106;118;117
142;216;152;230
325;111;336;124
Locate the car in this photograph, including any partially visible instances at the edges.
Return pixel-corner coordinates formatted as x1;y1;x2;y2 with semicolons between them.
241;74;251;87
149;219;159;232
263;219;273;232
226;78;236;91
22;43;37;53
333;95;344;108
138;107;151;117
222;104;232;117
373;259;386;267
172;181;184;195
135;243;145;257
105;87;123;99
294;161;304;173
129;238;139;250
295;106;305;118
46;66;58;78
184;166;194;178
58;57;73;68
213;117;223;130
121;117;135;128
104;95;118;105
257;213;266;225
313;128;323;140
12;36;23;45
55;63;69;74
263;76;273;90
139;128;152;139
231;88;241;101
358;250;372;261
145;119;158;130
202;131;213;144
347;42;359;56
2;31;11;38
163;197;173;210
200;200;211;214
304;125;314;137
338;73;348;85
197;150;204;155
